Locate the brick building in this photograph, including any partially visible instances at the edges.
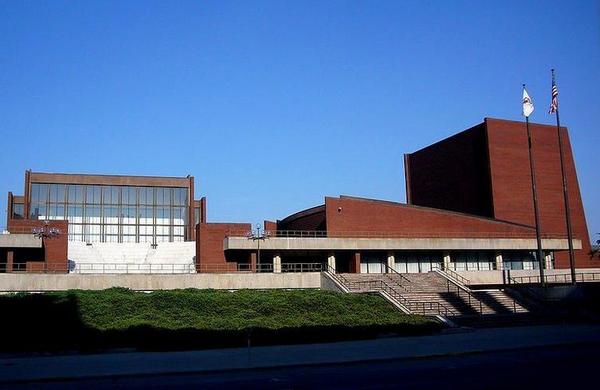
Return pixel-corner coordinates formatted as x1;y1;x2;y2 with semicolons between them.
1;117;596;274
196;118;595;273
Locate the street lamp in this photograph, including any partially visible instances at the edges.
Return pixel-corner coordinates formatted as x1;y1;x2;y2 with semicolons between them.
247;224;270;272
32;221;61;239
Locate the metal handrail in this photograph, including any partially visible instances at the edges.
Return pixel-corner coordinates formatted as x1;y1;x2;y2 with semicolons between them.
0;263;70;273
407;301;459;317
384;264;413;287
75;263;196;274
432;269;499;315
511;272;600;284
281;263;323;272
433;265;471;286
224;229;569;239
323;264;351;288
340;277;457;317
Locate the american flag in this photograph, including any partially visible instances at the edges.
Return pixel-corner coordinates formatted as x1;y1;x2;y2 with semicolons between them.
549;81;558;113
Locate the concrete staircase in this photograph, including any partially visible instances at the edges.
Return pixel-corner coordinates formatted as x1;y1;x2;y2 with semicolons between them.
68;241;196;273
337;271;529;318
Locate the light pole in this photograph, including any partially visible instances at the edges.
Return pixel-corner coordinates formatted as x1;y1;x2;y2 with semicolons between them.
247;224;269;272
32;220;61;239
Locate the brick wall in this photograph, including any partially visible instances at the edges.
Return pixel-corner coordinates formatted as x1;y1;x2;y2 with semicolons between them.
277;205;326;231
325;196;536;237
406;122;494;217
196;222;252;272
485;118;594;267
7;219;69;272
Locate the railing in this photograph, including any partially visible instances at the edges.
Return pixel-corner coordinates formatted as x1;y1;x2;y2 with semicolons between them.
323;264;352;291
281;263;323;273
224;229;568;239
443;278;485;314
346;279;412;307
73;263;196;274
0;263;69;273
331;274;458;317
511;272;600;284
433;265;471;286
433;266;521;315
408;301;458;317
383;264;412;292
1;262;322;274
322;265;463;317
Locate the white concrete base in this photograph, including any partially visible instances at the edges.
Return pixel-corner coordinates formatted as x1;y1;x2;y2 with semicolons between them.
0;273;321;292
457;268;600;285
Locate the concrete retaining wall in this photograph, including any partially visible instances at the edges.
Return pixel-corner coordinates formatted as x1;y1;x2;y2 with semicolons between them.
0;273;321;292
457;268;600;285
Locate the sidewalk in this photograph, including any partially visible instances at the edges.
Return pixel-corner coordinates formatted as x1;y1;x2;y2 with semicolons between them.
2;324;600;384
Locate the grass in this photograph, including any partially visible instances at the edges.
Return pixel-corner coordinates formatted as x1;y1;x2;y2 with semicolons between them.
0;288;442;352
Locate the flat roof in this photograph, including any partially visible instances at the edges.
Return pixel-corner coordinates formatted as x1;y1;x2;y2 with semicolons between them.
28;171;192;188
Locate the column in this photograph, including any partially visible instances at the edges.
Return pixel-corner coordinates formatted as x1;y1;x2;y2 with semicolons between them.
387;252;395;272
545;253;553;270
249;252;257;273
327;253;336;273
351;252;361;273
273;254;282;273
6;251;14;273
495;252;503;271
443;252;451;271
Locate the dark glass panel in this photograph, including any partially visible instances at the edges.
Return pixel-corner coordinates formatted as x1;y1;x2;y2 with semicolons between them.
112;186;120;204
12;204;24;219
31;184;49;204
30;184;41;203
49;184;66;203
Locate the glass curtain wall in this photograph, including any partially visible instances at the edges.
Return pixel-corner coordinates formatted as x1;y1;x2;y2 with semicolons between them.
394;251;444;273
28;183;188;243
502;251;551;270
450;251;495;271
12;203;24;219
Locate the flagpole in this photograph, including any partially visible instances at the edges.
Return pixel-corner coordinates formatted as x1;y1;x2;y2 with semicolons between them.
551;69;576;285
523;84;545;285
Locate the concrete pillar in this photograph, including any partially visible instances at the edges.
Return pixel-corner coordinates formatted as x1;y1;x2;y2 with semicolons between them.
443;252;451;271
273;254;281;273
495;252;503;271
327;253;336;273
387;252;395;272
545;253;553;270
249;252;257;273
6;251;14;273
351;252;361;274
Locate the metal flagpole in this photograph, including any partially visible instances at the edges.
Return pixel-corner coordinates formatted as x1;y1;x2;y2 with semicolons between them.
550;69;576;285
523;85;545;286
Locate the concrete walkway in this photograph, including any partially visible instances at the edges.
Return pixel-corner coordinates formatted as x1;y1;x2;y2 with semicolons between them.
1;324;600;384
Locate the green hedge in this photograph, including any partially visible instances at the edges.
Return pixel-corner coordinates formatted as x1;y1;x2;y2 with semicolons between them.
0;288;442;352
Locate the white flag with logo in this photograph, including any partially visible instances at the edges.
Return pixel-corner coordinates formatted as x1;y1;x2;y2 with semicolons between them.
522;87;534;117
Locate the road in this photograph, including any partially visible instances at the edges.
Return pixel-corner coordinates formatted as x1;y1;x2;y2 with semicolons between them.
2;343;597;389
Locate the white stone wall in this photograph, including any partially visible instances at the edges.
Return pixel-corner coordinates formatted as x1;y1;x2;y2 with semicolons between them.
68;241;196;274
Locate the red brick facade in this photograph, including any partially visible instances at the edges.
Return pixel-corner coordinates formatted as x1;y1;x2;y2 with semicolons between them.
324;196;537;238
196;222;252;272
6;219;69;272
406;118;593;267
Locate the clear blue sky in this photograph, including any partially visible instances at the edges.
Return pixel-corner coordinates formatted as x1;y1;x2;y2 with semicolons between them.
1;1;598;240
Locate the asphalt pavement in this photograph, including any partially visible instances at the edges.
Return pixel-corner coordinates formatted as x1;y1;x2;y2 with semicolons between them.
1;324;599;387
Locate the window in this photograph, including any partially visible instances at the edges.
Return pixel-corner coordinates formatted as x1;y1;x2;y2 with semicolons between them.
194;207;201;225
30;181;190;243
49;184;66;203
